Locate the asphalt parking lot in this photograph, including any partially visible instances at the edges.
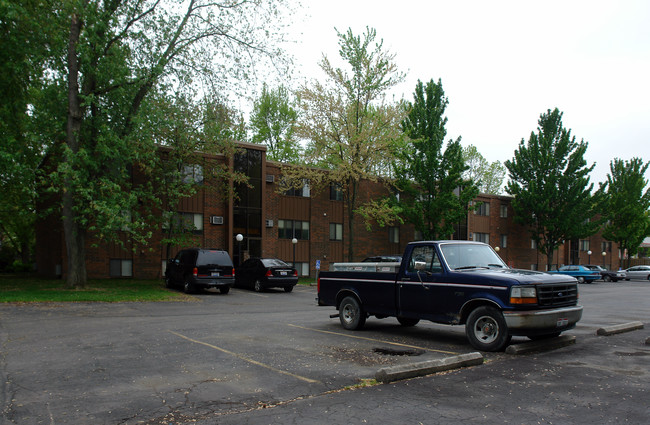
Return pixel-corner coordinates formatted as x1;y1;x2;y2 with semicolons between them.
1;279;648;424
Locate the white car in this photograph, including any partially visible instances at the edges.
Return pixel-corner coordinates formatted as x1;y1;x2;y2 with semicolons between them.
623;265;650;281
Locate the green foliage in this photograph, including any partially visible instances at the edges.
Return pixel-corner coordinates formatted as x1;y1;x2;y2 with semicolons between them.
462;145;506;195
597;158;650;264
250;84;301;163
505;108;598;267
394;79;478;240
294;27;406;260
6;0;291;287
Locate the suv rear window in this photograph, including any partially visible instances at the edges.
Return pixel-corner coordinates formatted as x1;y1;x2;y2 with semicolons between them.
196;250;232;267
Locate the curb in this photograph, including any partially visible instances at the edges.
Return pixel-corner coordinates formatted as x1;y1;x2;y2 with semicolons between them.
505;334;576;355
375;352;483;383
596;321;644;336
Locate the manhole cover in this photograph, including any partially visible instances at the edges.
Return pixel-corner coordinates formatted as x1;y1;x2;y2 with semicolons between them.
373;347;425;356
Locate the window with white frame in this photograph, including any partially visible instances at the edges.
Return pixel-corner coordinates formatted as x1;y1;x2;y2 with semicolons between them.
182;164;204;185
500;204;508;218
162;212;203;234
284;179;310;197
580;239;590;251
389;226;399;244
531;239;538;249
473;232;489;244
278;219;310;240
501;234;507;248
329;223;343;241
474;202;490;216
109;259;133;277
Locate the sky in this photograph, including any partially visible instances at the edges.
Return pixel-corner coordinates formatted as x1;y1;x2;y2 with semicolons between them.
283;0;650;185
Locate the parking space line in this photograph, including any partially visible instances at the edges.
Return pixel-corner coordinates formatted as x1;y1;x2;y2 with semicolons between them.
169;330;320;384
288;324;460;355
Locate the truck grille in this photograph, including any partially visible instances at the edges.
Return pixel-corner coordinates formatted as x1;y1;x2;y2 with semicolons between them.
537;283;578;307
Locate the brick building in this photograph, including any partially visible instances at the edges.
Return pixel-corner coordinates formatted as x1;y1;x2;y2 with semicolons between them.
35;143;623;279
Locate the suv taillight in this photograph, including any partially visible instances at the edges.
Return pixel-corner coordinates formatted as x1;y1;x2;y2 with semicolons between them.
265;269;273;277
193;267;198;277
293;270;298;276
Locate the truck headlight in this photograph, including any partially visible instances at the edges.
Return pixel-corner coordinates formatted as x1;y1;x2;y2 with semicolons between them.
510;286;537;304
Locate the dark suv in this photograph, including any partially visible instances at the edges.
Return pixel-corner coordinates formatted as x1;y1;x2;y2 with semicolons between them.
165;248;234;294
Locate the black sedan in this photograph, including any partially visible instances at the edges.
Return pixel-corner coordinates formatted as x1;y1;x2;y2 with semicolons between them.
235;258;298;292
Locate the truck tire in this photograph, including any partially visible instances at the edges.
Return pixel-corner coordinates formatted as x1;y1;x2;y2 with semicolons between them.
183;279;195;294
339;296;366;330
397;317;420;327
466;306;511;352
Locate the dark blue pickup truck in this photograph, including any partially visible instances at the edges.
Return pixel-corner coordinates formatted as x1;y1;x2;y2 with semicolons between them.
317;241;583;351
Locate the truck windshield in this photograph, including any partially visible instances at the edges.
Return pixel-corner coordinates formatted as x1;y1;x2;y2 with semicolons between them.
439;243;507;270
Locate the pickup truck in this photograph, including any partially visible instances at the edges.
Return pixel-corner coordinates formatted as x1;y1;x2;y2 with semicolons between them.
317;241;583;352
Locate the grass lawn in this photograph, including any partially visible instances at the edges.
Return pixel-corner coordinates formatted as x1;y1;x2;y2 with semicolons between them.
0;274;317;303
0;274;192;303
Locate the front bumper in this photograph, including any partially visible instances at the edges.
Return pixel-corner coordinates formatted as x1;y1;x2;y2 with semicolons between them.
503;305;583;335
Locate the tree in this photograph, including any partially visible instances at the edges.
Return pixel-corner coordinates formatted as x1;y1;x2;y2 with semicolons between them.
597;158;650;267
250;84;301;163
394;79;478;240
462;145;506;195
292;27;406;260
23;0;291;288
505;108;598;269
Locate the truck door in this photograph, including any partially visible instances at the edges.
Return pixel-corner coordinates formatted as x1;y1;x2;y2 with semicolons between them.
398;245;443;320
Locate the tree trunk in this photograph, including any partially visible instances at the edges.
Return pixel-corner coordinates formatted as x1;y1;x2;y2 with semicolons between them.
64;13;87;288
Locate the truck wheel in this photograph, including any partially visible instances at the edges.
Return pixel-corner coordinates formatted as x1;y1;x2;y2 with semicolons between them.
339;296;366;330
397;317;420;327
466;306;511;352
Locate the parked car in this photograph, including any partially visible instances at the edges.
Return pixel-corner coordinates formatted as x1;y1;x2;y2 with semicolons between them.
548;265;601;283
361;255;402;263
235;258;298;292
623;265;650;281
584;265;626;282
165;248;234;294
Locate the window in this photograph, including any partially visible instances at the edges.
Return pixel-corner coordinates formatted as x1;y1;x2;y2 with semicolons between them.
284;179;310;197
500;234;507;248
389;227;399;244
163;212;203;233
291;262;310;277
109;259;132;277
601;241;612;253
580;239;590;251
330;183;343;201
500;204;508;218
407;245;441;273
182;164;204;185
531;239;538;249
329;223;343;241
531;264;538;271
474;202;490;216
278;219;310;240
473;232;489;244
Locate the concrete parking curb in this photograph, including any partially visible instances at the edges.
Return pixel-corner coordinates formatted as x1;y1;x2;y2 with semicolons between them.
596;321;644;336
375;352;484;383
505;335;576;355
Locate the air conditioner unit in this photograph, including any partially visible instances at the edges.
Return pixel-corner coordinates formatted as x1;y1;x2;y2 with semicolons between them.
210;216;224;225
265;219;274;228
265;174;275;183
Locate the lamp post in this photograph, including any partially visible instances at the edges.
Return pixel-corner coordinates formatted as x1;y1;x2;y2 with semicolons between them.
587;250;592;264
292;237;298;270
602;251;606;268
236;233;243;266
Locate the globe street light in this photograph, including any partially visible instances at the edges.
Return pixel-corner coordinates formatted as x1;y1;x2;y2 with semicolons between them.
602;251;606;268
587;250;592;264
292;237;298;270
236;233;243;266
